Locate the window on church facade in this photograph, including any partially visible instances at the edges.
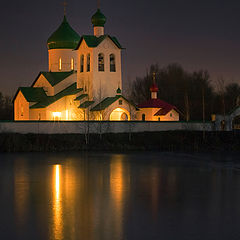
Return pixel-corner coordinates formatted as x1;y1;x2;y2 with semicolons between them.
98;53;104;71
80;55;84;72
87;54;90;72
71;58;74;70
59;58;62;71
21;105;23;117
110;54;116;72
142;114;145;121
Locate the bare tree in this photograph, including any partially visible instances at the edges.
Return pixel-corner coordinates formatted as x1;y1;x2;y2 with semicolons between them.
216;77;226;118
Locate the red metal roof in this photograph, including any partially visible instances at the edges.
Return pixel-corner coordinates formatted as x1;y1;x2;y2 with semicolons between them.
138;98;172;108
138;98;179;116
154;106;173;116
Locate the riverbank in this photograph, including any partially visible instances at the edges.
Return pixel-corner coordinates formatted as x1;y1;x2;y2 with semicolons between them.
0;131;239;152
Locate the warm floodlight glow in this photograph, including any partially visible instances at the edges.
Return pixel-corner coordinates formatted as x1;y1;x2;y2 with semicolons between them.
110;108;130;121
53;112;61;120
59;58;62;71
71;58;74;70
66;110;69;120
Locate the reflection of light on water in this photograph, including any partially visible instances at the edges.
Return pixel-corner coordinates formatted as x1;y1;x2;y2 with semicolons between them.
111;160;123;201
53;164;62;240
56;165;60;200
110;157;126;239
150;168;160;216
14;159;29;228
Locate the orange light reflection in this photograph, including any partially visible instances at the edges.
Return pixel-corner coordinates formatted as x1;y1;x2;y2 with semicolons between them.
53;164;63;240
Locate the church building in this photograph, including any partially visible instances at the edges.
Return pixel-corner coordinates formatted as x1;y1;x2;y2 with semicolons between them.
13;8;180;122
14;9;136;121
136;82;180;121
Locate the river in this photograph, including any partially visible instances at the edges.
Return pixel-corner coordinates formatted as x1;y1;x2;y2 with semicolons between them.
0;152;239;240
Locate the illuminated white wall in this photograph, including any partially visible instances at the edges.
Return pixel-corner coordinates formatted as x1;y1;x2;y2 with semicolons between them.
48;49;78;72
14;91;30;121
77;37;122;101
76;40;93;97
32;74;54;96
136;108;179;121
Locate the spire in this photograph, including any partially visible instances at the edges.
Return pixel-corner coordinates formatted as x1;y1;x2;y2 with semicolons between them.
97;0;100;9
63;0;67;16
153;72;156;84
150;72;158;99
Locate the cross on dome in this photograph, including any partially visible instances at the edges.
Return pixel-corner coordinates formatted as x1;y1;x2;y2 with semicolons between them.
63;0;67;15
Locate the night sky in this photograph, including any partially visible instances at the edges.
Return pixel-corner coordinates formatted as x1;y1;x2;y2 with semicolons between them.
1;0;240;95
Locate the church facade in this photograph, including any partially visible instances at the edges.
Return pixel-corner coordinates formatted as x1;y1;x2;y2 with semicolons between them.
13;9;179;122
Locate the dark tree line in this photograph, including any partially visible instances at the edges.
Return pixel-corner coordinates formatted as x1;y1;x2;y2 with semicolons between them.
0;92;13;120
129;63;240;121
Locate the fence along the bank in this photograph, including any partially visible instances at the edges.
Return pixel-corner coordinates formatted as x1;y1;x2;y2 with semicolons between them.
0;121;215;134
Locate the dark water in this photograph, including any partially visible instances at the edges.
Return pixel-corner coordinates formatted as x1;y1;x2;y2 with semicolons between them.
0;152;240;240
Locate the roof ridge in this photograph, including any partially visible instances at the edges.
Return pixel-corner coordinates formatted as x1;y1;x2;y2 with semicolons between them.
30;82;81;109
75;35;122;49
32;70;75;87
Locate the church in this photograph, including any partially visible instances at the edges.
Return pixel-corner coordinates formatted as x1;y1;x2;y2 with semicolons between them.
13;8;180;122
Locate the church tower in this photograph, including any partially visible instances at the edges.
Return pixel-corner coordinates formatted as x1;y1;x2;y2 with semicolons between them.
47;16;80;72
92;9;106;37
76;9;123;101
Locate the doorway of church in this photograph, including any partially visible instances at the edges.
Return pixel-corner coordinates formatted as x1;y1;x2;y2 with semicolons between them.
110;108;130;121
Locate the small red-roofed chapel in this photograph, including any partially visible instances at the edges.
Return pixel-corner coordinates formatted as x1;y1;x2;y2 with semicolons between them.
136;77;180;121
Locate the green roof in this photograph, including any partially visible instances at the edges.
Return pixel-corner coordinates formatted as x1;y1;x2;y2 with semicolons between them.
18;87;48;102
79;101;95;108
74;94;88;101
91;9;106;27
91;95;138;111
33;71;75;87
76;35;123;49
30;83;81;109
91;95;121;111
47;16;81;50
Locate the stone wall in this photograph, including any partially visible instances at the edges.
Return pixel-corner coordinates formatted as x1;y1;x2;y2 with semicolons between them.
0;121;214;134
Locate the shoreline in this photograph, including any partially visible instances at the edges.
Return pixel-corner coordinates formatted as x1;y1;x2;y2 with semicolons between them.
0;131;239;153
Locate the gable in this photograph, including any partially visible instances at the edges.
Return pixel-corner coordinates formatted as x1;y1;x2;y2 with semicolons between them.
97;37;120;50
91;95;137;111
14;91;28;104
31;71;75;88
80;39;89;49
32;74;53;94
75;35;123;50
30;83;81;109
13;87;47;103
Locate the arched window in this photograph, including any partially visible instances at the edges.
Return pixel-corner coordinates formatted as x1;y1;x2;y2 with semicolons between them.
87;54;90;72
59;58;62;71
98;53;104;71
80;55;84;72
71;58;74;70
110;54;116;72
142;114;145;121
121;113;128;121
